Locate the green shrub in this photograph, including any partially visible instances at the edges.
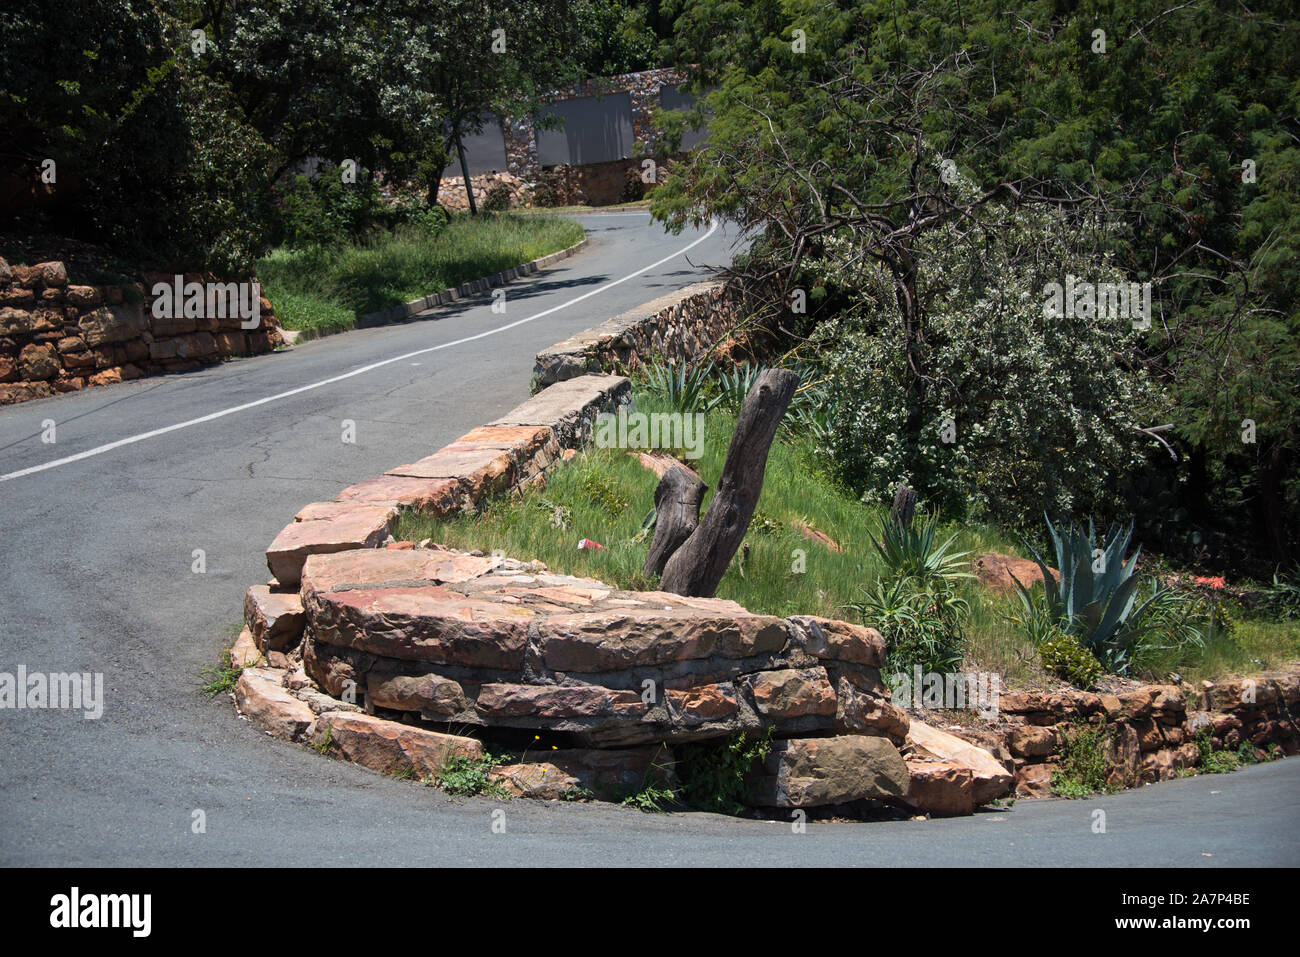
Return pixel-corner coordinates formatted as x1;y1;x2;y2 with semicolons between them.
1194;727;1240;775
1013;517;1161;674
808;197;1155;532
872;510;973;588
275;166;386;249
482;182;513;212
640;359;717;413
1051;722;1116;797
1039;630;1104;691
678;729;773;815
850;575;966;675
432;752;509;798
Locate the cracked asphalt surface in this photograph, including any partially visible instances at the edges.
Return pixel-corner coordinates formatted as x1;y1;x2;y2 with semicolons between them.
1;212;1296;867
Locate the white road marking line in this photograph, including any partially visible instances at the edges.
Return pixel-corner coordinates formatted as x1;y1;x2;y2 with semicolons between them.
1;221;717;483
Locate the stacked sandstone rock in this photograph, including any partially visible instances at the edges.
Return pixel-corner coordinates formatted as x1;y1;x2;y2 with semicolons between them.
0;257;281;405
229;373;1013;814
946;672;1299;798
533;281;745;389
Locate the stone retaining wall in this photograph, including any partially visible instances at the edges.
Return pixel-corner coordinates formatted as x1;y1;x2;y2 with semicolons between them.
230;367;960;811
532;280;745;389
944;670;1300;798
228;285;1296;816
0;257;282;405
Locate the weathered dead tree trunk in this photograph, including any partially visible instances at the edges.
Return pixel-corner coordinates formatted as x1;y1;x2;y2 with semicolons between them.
659;368;799;597
643;466;708;576
891;485;918;529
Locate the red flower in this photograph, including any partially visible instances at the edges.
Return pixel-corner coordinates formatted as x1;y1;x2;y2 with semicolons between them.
1195;575;1226;589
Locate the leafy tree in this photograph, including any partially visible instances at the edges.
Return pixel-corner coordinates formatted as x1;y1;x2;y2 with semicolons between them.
653;0;1300;569
1;0;273;270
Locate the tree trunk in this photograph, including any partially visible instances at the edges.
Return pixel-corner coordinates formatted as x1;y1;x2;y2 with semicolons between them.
891;485;918;529
660;368;799;597
643;466;707;577
457;136;477;216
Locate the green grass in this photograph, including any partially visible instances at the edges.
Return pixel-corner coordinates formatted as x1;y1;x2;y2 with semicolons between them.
258;213;585;337
393;389;1300;685
1176;615;1300;684
396;390;1020;622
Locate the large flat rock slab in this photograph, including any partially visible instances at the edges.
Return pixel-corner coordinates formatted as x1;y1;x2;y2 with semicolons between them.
905;718;1014;808
309;711;481;777
265;503;398;587
490;373;631;447
297;545;907;750
333;474;461;513
234;668;315;741
750;735;910;807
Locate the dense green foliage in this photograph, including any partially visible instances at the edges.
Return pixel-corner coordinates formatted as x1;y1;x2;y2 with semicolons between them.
1038;631;1104;691
1;1;659;268
677;729;773;814
1051;721;1117;797
652;0;1300;572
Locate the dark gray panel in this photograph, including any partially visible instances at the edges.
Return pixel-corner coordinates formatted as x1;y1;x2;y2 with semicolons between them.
443;117;509;176
536;93;634;166
658;84;710;150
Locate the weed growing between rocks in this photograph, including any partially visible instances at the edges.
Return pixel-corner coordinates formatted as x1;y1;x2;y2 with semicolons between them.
619;783;680;813
1193;727;1241;775
313;725;333;756
431;752;510;799
199;660;244;699
1050;721;1117;798
677;729;774;815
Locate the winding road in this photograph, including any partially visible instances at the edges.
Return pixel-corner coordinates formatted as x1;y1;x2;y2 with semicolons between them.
1;212;1296;866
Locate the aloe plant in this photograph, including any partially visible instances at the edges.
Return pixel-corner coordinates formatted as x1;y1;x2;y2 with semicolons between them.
872;510;974;585
1010;516;1164;673
641;359;716;413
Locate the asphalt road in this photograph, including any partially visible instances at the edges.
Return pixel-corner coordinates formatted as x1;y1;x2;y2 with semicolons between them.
1;212;1296;867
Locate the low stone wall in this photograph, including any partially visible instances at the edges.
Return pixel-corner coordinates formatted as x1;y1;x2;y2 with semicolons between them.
232;366;993;812
533;280;745;389
228;280;1296;816
944;670;1300;798
0;257;282;405
263;374;629;588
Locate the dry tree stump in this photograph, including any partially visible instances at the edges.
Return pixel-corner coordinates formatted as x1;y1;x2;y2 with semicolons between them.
891;485;918;530
643;466;708;577
656;367;800;597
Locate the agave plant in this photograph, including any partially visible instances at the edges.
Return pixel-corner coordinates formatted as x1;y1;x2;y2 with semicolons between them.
641;359;716;413
713;361;763;413
1010;516;1165;673
872;509;974;586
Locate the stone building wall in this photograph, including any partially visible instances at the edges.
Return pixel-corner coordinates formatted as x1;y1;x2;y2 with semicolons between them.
438;67;697;210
